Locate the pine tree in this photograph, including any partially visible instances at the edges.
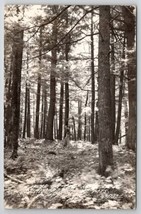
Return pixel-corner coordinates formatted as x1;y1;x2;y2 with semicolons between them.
98;6;113;175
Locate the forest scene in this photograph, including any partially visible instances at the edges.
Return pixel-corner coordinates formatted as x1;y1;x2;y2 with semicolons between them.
4;5;136;209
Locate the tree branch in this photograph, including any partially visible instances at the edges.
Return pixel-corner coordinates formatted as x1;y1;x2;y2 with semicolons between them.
23;8;93;63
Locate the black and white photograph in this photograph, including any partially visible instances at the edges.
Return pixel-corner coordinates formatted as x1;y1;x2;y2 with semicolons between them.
4;5;136;209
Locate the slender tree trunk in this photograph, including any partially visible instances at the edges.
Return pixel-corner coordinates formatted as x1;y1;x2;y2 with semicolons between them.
91;7;95;144
94;110;99;142
34;27;42;139
77;99;82;140
46;20;57;141
110;74;115;144
54;113;58;139
95;101;99;142
11;25;24;159
84;91;89;141
98;6;113;175
34;74;41;139
43;88;47;138
64;81;69;137
58;82;64;140
110;34;116;144
115;38;125;145
124;99;128;145
72;116;76;141
88;117;91;142
32;94;36;137
64;9;70;138
4;59;13;147
23;84;28;138
27;85;31;138
19;95;24;138
40;88;44;138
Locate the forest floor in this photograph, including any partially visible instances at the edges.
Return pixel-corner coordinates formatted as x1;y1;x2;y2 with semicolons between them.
4;139;136;209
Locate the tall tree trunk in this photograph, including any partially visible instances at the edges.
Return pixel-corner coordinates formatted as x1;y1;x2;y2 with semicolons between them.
58;82;64;140
23;84;28;138
124;99;128;144
34;74;41;139
54;113;58;139
110;74;115;144
110;34;116;144
27;85;31;138
115;38;125;145
94;110;99;142
34;27;42;139
64;9;70;138
46;20;57;141
40;88;44;138
72;116;76;141
43;88;47;138
91;7;95;144
4;59;13;147
124;6;136;151
32;94;36;137
88;116;91;142
77;99;82;140
98;6;113;175
11;25;24;159
84;91;89;141
64;81;69;137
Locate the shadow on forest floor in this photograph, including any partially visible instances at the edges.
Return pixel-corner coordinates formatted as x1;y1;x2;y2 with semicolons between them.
4;139;136;209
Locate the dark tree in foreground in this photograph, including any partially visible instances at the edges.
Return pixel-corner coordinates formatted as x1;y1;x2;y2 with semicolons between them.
124;6;136;151
98;6;113;175
10;25;24;159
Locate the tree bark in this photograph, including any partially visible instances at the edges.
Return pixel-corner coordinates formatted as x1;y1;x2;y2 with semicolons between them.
40;88;44;138
34;27;42;139
58;82;64;140
77;99;82;140
123;6;136;151
91;7;95;144
115;37;125;145
110;33;116;144
98;6;113;175
110;74;115;144
27;85;31;138
124;99;128;145
64;81;69;137
34;74;41;139
4;57;13;147
46;20;57;141
84;91;89;141
72;116;76;141
23;84;28;138
43;87;47;138
11;25;24;159
64;9;70;138
94;110;99;142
